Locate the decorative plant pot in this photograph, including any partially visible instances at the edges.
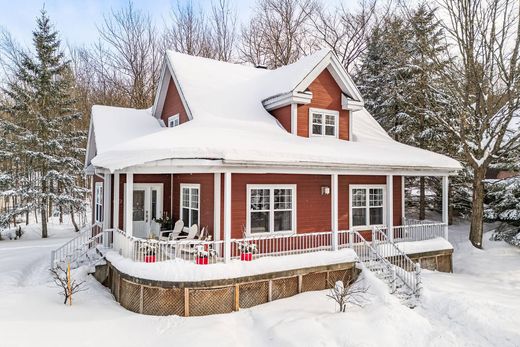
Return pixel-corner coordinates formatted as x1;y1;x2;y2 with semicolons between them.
144;255;156;263
196;257;209;265
240;253;253;261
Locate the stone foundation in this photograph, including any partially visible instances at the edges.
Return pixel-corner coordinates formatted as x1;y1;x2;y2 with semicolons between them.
407;249;453;273
95;260;359;317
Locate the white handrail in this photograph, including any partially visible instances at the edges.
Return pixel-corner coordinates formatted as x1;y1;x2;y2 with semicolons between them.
50;222;104;268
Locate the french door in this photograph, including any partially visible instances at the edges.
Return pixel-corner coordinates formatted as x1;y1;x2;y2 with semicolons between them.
125;184;163;238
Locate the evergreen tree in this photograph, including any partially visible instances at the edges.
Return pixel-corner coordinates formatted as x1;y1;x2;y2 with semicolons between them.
0;10;86;237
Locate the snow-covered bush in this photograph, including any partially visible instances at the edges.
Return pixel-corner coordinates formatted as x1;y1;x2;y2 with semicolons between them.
327;274;368;312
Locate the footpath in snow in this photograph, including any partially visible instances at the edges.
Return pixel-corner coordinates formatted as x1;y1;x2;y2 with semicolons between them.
0;220;519;347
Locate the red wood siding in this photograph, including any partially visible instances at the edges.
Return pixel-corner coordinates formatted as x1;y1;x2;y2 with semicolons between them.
297;69;350;140
270;105;292;132
118;174;172;229
338;175;402;230
161;78;189;126
230;174;332;239
172;174;215;235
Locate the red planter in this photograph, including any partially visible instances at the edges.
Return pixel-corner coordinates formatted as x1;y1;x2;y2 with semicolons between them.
240;253;253;261
144;255;156;263
196;257;209;265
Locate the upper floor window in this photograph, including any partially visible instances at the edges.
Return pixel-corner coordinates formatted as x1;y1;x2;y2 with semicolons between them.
168;114;180;127
309;108;338;137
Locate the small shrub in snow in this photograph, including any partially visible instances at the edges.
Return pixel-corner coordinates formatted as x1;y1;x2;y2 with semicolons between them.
490;223;520;248
327;274;368;312
50;266;87;305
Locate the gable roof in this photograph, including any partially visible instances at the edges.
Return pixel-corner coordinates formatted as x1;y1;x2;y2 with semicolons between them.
88;50;461;174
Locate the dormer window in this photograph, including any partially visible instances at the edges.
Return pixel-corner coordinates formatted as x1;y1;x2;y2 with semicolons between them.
309;108;338;137
168;114;180;127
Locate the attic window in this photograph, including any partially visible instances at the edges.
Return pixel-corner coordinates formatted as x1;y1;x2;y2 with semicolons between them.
309;108;338;137
168;114;180;127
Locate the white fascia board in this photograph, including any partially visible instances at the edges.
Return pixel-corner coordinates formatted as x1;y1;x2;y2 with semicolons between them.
95;158;459;177
263;91;312;110
294;51;364;103
84;117;96;169
151;61;168;119
341;94;364;111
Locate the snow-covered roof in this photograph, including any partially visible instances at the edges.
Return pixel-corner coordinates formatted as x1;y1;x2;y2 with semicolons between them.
88;50;461;174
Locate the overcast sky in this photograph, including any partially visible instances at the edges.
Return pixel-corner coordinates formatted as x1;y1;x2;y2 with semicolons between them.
0;0;260;48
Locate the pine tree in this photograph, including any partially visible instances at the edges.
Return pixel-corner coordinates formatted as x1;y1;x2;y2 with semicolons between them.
1;10;86;237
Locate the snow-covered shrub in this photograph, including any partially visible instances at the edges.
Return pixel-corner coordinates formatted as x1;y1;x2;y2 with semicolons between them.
327;274;368;312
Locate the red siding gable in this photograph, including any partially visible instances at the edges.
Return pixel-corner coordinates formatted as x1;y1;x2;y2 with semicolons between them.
297;69;350;140
269;105;292;132
161;78;189;126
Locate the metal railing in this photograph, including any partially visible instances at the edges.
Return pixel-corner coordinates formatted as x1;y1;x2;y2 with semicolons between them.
373;226;421;296
393;222;446;242
50;222;104;268
231;231;333;260
112;228;225;263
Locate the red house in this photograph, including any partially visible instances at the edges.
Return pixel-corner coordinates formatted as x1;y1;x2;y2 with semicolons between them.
82;49;459;267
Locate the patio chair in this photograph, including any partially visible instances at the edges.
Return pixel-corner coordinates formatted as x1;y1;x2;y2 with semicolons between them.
176;224;198;241
159;219;184;241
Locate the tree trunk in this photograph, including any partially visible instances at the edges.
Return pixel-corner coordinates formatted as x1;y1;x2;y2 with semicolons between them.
59;205;63;224
419;177;426;220
469;167;486;248
41;179;48;238
70;207;79;232
25;211;29;225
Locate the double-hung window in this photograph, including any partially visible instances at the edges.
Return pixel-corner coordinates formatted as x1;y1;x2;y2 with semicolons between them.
95;182;103;223
247;185;296;235
168;114;180;127
180;184;199;228
310;108;338;137
350;185;385;228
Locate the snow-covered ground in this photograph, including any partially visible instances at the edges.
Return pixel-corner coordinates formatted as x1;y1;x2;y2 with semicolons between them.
1;220;519;347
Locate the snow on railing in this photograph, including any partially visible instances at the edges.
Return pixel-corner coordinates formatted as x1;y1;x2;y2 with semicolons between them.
373;226;421;297
231;231;333;261
112;228;225;263
50;222;104;268
393;222;446;242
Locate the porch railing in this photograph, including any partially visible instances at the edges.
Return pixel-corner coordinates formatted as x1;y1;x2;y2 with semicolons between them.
392;222;446;242
50;222;104;268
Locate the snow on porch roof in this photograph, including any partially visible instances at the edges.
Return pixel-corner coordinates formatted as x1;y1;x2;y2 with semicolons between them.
90;108;462;173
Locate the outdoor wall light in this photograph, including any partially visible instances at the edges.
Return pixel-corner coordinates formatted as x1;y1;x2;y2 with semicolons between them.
321;186;330;195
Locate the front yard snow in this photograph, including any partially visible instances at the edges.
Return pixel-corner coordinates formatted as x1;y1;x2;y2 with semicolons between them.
0;221;519;347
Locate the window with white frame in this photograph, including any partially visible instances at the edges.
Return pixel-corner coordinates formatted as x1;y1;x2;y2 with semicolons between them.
350;185;385;227
168;114;180;127
180;184;199;227
310;108;338;137
95;182;103;223
247;185;296;234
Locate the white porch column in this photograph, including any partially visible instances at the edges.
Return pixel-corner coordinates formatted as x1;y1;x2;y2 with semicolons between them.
331;174;339;251
213;173;221;242
102;174;112;247
113;172;120;230
223;172;232;263
442;175;449;240
125;173;134;237
386;175;394;241
401;176;405;224
290;103;298;135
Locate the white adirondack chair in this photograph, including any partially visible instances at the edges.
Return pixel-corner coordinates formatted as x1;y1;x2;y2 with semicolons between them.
159;219;184;241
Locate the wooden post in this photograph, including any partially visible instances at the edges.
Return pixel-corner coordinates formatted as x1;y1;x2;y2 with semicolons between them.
184;288;190;317
67;262;72;306
442;176;449;240
331;174;339;251
234;284;240;311
223;172;232;262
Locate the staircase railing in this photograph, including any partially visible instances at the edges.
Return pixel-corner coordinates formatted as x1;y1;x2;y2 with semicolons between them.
373;226;421;296
50;222;104;268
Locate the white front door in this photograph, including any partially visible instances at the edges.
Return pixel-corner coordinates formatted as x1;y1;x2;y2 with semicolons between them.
126;184;163;238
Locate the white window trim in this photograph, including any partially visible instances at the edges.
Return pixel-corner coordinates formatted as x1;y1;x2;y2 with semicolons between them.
246;184;297;237
95;182;103;223
349;184;386;230
180;183;200;229
309;108;339;138
122;183;164;230
168;114;180;127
